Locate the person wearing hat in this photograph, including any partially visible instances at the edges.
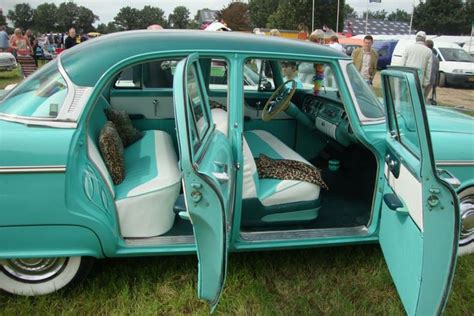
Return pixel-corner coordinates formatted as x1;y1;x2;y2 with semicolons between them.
402;31;433;97
281;61;303;89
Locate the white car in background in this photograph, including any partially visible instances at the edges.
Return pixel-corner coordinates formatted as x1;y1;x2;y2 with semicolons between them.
0;52;17;72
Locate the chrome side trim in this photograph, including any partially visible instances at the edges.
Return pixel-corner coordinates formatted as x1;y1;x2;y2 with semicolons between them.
436;160;474;166
0;165;66;174
0;114;77;128
125;235;195;246
240;226;369;242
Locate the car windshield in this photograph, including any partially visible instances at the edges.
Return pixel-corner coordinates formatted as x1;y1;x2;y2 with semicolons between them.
439;48;473;62
346;63;385;119
0;60;68;119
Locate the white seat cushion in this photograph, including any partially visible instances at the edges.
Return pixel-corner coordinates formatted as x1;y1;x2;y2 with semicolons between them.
211;108;228;136
115;130;181;237
243;130;320;207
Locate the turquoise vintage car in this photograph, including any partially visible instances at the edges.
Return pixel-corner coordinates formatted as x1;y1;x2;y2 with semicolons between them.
0;31;473;315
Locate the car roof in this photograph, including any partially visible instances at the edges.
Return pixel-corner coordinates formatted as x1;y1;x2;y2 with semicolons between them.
60;30;349;86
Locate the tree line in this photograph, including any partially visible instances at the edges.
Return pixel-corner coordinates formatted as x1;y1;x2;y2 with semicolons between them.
2;0;473;36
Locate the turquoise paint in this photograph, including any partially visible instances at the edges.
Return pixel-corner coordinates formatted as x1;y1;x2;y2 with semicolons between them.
380;69;458;315
60;30;348;87
173;54;234;309
261;208;319;222
0;225;103;259
115;131;158;200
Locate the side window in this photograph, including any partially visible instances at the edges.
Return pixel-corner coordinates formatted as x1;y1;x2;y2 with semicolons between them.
386;75;421;158
115;65;141;88
244;59;275;91
187;63;210;154
378;47;388;58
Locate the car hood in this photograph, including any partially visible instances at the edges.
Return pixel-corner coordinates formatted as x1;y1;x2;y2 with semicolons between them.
442;61;474;72
426;106;474;135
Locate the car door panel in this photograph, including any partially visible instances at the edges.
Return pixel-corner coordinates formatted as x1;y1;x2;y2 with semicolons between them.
379;68;459;315
173;53;235;310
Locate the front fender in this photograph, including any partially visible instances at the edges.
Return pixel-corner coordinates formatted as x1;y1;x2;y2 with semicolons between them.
0;225;104;259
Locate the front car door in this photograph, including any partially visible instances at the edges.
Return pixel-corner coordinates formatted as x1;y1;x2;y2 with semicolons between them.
379;68;460;315
173;53;235;310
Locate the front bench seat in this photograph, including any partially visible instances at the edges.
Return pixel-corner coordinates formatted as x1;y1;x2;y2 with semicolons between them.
241;130;321;226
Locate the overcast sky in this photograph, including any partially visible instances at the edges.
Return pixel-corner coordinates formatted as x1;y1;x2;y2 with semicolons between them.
2;0;419;26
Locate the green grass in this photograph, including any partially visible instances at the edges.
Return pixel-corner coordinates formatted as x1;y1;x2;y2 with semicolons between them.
0;67;22;89
0;246;472;314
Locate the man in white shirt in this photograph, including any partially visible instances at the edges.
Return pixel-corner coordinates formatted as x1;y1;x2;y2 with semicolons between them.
328;35;345;53
402;31;433;97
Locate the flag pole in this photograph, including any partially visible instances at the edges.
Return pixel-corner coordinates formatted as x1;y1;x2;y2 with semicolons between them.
336;0;340;33
409;0;415;36
312;0;315;31
365;0;369;35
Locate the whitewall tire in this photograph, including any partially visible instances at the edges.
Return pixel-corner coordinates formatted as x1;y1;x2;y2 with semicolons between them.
0;256;90;296
458;187;474;256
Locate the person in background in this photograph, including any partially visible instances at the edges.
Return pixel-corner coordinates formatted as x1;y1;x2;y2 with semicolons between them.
281;61;303;89
425;39;439;105
65;27;79;49
351;35;378;85
328;35;345;53
25;29;38;66
269;29;280;37
297;23;308;40
402;31;433;98
9;28;32;56
309;29;325;44
0;26;9;52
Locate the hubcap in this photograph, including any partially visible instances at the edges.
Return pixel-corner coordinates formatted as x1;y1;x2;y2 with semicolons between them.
0;257;68;282
460;194;474;246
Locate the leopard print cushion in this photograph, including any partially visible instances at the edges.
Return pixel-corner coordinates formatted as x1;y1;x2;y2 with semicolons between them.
104;108;143;147
209;100;227;111
99;121;125;185
255;154;329;190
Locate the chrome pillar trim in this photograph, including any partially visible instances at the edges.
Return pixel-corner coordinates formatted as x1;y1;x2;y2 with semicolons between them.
240;226;369;242
436;160;474;167
125;235;195;246
0;165;66;174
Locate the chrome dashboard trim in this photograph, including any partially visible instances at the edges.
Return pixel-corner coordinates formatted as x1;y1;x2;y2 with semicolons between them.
0;165;66;174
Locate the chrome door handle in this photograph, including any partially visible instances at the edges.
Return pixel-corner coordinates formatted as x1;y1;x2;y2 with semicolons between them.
212;172;229;183
437;168;461;189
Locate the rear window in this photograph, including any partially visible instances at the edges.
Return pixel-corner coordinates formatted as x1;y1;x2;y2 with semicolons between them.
0;60;68;118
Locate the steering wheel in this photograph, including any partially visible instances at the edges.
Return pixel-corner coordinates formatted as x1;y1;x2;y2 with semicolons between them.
262;79;297;121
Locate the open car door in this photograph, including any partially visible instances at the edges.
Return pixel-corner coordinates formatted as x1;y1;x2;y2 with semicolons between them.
379;68;460;315
173;53;235;310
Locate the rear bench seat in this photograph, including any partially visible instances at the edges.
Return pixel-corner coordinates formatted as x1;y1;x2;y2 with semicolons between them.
88;96;181;238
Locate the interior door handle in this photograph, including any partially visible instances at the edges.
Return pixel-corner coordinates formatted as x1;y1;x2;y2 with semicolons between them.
212;172;229;183
385;153;400;178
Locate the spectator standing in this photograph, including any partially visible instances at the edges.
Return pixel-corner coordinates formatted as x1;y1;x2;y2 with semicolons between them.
0;26;9;52
402;31;433;97
281;61;303;89
425;39;439;105
25;29;38;66
328;35;345;53
10;28;32;56
309;29;325;44
297;23;308;40
65;27;79;49
351;35;378;85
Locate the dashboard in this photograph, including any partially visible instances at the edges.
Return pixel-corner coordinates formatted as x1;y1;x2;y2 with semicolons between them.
300;94;355;146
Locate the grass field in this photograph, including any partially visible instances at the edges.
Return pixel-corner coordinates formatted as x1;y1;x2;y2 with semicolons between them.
0;246;473;314
0;67;472;315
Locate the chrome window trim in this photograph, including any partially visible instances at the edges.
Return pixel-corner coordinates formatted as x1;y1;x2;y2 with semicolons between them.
0;165;66;174
436;160;474;166
339;60;385;125
240;226;369;242
0;55;92;128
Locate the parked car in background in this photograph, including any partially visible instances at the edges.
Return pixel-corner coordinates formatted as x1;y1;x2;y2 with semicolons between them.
391;39;474;88
372;40;398;70
0;31;472;315
0;52;17;72
341;43;361;56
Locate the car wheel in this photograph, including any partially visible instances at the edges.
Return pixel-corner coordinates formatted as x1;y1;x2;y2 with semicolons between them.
458;187;474;256
438;72;446;87
0;256;93;296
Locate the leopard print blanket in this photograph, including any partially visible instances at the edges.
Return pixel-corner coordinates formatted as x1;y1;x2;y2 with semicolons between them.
255;154;329;190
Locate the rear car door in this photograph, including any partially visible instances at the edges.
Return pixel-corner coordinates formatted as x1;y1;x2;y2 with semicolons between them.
173;53;235;310
379;68;460;315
